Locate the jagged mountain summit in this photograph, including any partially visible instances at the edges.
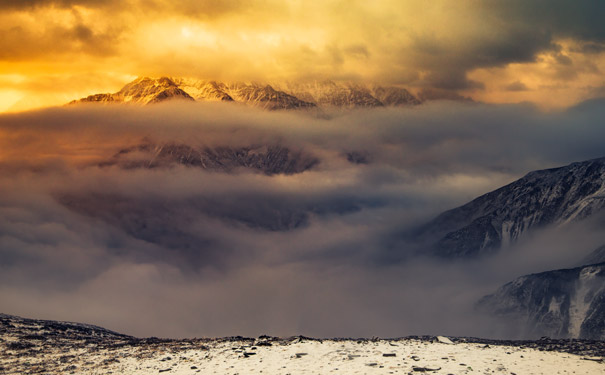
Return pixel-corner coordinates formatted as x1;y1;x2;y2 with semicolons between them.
415;157;605;258
477;262;605;340
72;77;194;105
273;81;421;108
71;77;421;110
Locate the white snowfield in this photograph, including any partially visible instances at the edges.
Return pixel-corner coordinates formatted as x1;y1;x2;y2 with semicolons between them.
2;337;603;375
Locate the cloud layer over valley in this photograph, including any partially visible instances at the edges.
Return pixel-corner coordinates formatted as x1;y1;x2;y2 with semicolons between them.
1;100;604;338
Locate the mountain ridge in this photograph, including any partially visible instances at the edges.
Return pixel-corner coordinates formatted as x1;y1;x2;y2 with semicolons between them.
70;77;421;110
414;157;605;258
477;262;605;340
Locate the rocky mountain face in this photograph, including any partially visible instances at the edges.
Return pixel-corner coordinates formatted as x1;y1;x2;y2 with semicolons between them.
71;77;421;110
71;77;194;105
415;157;605;258
583;245;605;266
102;141;319;175
0;313;131;345
274;81;421;108
477;263;605;340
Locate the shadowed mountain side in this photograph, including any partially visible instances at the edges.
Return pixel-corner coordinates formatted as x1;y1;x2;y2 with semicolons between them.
412;157;605;258
55;191;373;252
477;263;605;340
582;245;605;266
102;142;320;176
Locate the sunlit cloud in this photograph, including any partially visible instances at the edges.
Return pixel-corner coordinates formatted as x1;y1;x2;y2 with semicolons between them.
0;1;604;111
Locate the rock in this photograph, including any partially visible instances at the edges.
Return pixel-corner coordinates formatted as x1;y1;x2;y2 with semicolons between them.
412;366;441;372
437;336;454;344
383;353;396;357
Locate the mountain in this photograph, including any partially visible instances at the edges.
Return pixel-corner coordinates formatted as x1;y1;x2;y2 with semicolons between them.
102;141;319;175
70;77;421;110
415;157;605;258
174;79;316;110
71;77;194;105
583;245;605;266
274;81;421;108
477;263;605;340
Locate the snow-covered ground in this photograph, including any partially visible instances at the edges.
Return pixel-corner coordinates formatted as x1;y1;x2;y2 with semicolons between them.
3;337;604;374
1;314;603;374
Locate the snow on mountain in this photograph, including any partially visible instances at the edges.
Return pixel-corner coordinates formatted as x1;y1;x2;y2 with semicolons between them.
70;77;421;110
71;77;194;105
583;245;605;265
477;262;605;339
222;82;316;110
273;81;421;108
172;78;234;102
415;157;605;258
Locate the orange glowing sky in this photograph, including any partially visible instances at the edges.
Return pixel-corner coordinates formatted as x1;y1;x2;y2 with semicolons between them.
1;0;605;111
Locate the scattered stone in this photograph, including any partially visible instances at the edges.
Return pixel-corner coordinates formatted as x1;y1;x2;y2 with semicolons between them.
383;353;396;357
411;355;420;361
295;353;308;358
582;357;603;363
158;369;171;373
190;366;198;369
366;362;378;367
412;366;441;372
437;336;454;345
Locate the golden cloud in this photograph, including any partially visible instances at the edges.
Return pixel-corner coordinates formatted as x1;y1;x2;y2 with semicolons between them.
1;0;604;111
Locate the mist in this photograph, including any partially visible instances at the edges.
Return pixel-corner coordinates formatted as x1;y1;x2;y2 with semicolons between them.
0;99;604;338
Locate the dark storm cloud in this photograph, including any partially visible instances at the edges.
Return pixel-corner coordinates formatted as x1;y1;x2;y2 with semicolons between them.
399;1;605;91
0;101;604;338
488;0;605;42
408;26;554;90
0;0;112;9
0;22;121;60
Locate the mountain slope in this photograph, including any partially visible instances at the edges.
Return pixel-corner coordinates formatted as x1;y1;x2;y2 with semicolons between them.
71;77;194;105
415;157;605;258
583;245;605;265
103;141;319;175
275;81;421;108
477;263;605;339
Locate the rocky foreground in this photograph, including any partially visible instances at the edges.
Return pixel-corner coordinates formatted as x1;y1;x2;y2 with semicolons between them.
1;314;603;375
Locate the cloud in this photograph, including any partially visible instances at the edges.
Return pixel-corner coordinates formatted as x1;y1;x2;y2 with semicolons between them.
0;0;111;9
0;99;604;338
1;1;605;111
505;81;529;92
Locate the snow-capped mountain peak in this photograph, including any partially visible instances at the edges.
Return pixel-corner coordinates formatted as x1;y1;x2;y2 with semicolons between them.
70;77;422;110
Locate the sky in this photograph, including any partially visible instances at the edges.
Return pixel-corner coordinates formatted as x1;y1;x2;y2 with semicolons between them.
1;0;605;111
0;1;604;340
